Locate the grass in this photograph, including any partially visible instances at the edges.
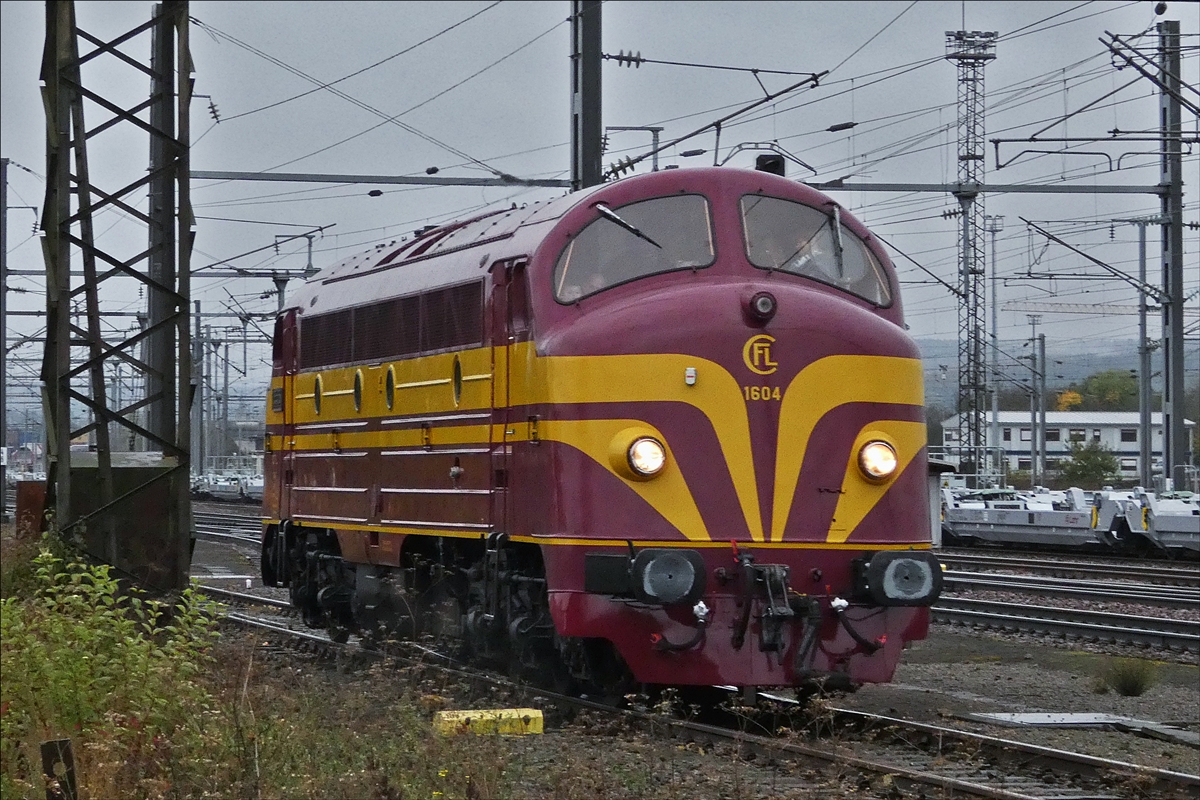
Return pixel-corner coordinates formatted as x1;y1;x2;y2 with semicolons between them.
1;528;866;799
1094;657;1159;697
0;531;521;799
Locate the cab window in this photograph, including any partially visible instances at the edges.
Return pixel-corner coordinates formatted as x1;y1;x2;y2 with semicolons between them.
740;195;892;306
553;194;715;303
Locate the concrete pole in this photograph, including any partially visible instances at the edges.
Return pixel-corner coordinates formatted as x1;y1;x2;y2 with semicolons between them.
222;340;230;462
192;301;202;475
145;3;176;449
1137;223;1153;488
273;275;289;312
204;325;212;473
1158;21;1187;488
1;157;8;518
1027;315;1041;487
985;215;1004;484
1038;333;1047;484
570;0;602;190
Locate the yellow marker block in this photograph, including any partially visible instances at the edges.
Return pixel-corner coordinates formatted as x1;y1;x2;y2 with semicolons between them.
432;708;544;736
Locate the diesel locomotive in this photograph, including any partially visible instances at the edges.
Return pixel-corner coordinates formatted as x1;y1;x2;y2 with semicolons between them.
260;165;941;693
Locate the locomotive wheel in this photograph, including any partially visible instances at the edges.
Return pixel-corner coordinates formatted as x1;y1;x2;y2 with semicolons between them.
421;579;465;642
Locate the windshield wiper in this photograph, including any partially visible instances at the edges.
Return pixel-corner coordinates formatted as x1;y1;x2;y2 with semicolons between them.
595;203;663;249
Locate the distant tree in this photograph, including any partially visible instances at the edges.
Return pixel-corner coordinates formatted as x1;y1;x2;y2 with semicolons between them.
1080;369;1138;411
1056;389;1083;411
1057;439;1120;487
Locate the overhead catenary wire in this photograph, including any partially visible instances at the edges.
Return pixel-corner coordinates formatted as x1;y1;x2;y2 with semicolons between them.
21;2;1180;367
191;2;1173;210
214;2;503;123
188;17;508;179
262;16;569;174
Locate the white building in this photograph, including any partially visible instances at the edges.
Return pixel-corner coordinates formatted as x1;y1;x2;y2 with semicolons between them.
941;411;1195;476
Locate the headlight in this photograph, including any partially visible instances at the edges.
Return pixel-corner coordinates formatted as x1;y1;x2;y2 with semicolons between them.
859;440;898;480
628;437;666;476
747;290;777;322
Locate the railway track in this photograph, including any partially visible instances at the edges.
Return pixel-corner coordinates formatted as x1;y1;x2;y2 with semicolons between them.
940;550;1200;587
943;570;1200;609
188;520;1200;654
933;597;1200;653
14;503;1197;656
200;586;1200;800
193;510;262;544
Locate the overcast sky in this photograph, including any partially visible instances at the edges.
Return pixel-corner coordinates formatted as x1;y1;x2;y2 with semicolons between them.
2;0;1197;409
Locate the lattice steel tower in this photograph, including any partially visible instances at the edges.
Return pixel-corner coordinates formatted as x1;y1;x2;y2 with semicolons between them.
41;1;193;589
945;31;996;477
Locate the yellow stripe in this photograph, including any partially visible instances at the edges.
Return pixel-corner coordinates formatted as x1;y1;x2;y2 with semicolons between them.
261;518;930;551
286;348;496;425
271;344;924;545
771;356;923;542
542;419;710;541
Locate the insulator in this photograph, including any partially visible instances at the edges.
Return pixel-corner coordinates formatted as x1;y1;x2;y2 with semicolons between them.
608;157;635;177
613;49;644;68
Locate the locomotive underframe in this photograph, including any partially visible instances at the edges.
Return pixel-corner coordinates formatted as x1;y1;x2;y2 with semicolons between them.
262;521;930;689
263;522;641;691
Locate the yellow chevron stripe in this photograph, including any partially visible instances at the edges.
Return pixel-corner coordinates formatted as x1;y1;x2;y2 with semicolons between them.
771;356;923;542
509;345;763;541
541;419;710;541
827;420;929;544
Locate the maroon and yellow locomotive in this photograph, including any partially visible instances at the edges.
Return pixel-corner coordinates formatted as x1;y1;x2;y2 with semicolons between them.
261;165;940;692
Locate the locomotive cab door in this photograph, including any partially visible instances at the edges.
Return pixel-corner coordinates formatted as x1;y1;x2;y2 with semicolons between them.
488;258;530;535
270;310;298;521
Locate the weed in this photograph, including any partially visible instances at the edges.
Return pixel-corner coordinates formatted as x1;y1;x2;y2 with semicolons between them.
1;545;221;798
1098;657;1158;697
1;532;68;600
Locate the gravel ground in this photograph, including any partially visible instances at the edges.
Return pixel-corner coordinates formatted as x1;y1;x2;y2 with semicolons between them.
219;623;1199;799
838;626;1200;774
193;538;1200;791
219;625;912;800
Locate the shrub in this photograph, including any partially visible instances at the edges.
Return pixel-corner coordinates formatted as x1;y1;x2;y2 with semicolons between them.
1098;657;1158;697
0;546;220;798
1;532;65;600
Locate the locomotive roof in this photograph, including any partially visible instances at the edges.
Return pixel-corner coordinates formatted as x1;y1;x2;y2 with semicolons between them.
285;184;605;317
283;167;876;319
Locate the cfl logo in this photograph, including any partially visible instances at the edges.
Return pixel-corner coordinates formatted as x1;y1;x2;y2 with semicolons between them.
743;334;777;375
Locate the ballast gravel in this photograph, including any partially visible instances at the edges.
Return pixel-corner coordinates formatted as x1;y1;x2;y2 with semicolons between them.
837;625;1200;774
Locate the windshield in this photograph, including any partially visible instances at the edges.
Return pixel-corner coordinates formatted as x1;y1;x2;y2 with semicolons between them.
740;195;892;306
554;194;715;302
